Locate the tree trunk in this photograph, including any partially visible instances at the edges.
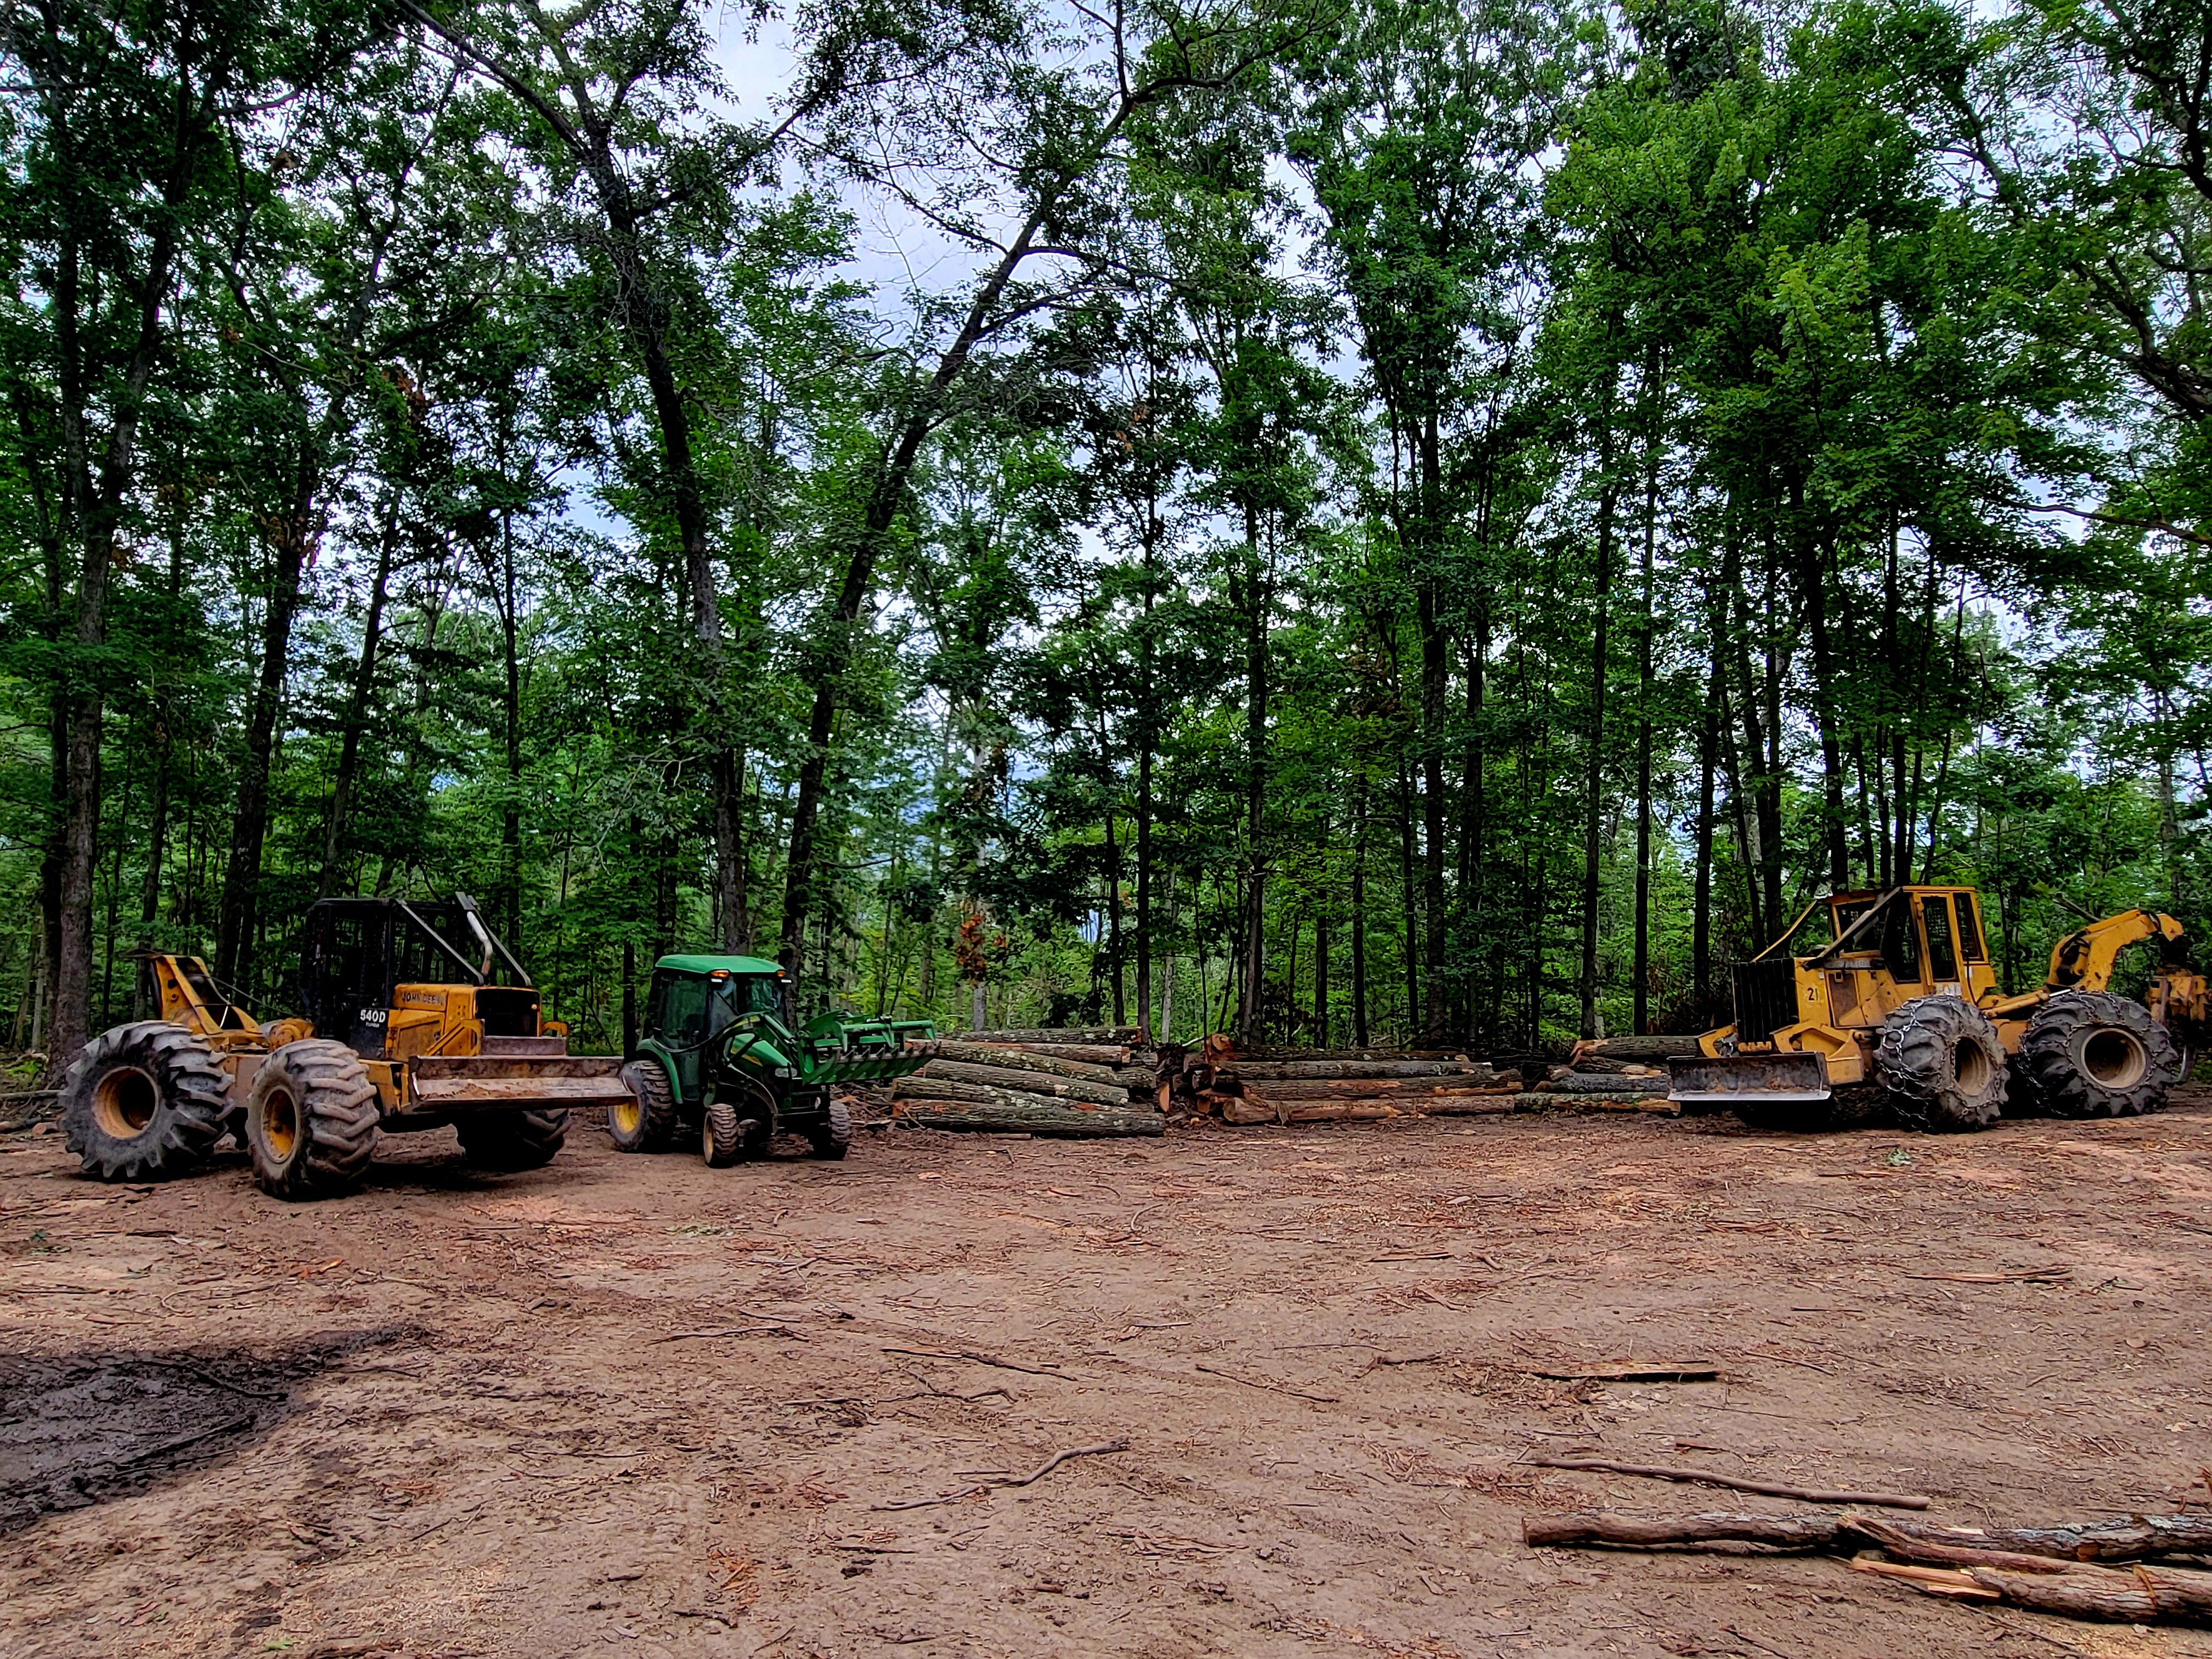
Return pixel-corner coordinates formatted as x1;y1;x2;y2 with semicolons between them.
1578;354;1621;1040
319;494;399;894
1633;357;1660;1034
1351;770;1369;1048
50;108;194;1074
1092;802;1119;1024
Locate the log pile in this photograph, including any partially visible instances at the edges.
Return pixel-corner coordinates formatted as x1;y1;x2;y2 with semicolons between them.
1525;1506;2212;1628
891;1028;1164;1137
1518;1034;1701;1115
1160;1034;1523;1126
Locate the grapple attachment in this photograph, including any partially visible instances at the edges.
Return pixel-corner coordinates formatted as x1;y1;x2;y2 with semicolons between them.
1667;1050;1831;1107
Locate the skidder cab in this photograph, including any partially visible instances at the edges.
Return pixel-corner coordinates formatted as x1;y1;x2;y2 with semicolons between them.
60;895;629;1199
611;955;934;1165
1671;885;2207;1130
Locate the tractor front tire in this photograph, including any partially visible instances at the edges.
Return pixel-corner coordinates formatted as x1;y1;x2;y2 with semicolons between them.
246;1040;380;1200
457;1109;569;1172
2020;991;2177;1119
703;1100;744;1168
610;1060;678;1152
60;1020;231;1182
807;1096;853;1160
1877;996;2007;1132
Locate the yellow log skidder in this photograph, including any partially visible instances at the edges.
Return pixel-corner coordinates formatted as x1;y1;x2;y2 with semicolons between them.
58;895;628;1199
1669;885;2208;1131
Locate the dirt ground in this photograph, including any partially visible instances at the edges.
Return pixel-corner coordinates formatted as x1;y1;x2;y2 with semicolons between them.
5;1088;2212;1659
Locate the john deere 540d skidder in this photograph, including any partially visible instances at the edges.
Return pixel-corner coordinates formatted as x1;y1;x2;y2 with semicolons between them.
1670;885;2207;1131
60;895;628;1199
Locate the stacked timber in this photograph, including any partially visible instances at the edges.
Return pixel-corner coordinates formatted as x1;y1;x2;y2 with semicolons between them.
892;1028;1164;1137
1516;1034;1703;1115
1166;1034;1523;1126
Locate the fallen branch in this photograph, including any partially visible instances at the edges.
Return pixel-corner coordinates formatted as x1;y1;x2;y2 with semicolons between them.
881;1345;1068;1378
1523;1511;1847;1551
1525;1455;1930;1509
1526;1509;2212;1624
1903;1267;2070;1284
1194;1361;1340;1403
872;1438;1129;1511
651;1324;798;1343
1853;1555;2212;1620
1526;1362;1719;1383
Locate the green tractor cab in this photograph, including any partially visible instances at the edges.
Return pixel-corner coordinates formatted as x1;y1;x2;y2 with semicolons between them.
610;955;934;1164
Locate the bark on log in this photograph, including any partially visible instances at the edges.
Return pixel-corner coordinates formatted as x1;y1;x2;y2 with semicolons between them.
1545;1073;1671;1095
978;1042;1131;1065
1853;1513;2212;1565
916;1059;1133;1107
964;1026;1143;1046
1226;1046;1474;1062
1578;1035;1703;1057
1517;1091;1681;1115
1226;1059;1488;1080
1239;1077;1521;1101
891;1093;1163;1137
893;1077;1002;1104
922;1041;1123;1084
1216;1093;1519;1125
1523;1511;1845;1551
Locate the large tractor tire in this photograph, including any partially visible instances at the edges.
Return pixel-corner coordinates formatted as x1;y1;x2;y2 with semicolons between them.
806;1095;853;1161
608;1060;678;1153
702;1100;745;1167
2019;990;2178;1119
1877;996;2008;1132
456;1108;569;1172
246;1040;381;1200
59;1020;232;1182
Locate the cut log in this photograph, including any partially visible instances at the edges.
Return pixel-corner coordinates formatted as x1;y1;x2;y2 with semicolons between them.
922;1041;1122;1084
976;1041;1132;1065
962;1026;1143;1046
1577;1035;1705;1057
1545;1073;1671;1096
893;1076;1002;1105
1854;1556;2212;1621
1523;1511;1845;1551
1517;1091;1681;1115
1226;1059;1489;1081
916;1059;1133;1108
1224;1046;1474;1063
1214;1093;1518;1125
1849;1512;2212;1565
1238;1077;1521;1102
892;1093;1164;1137
1283;1100;1402;1123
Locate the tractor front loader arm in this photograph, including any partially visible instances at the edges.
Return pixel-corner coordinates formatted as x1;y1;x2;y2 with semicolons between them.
2045;911;2187;994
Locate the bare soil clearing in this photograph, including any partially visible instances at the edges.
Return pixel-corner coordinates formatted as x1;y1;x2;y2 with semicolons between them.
4;1091;2211;1659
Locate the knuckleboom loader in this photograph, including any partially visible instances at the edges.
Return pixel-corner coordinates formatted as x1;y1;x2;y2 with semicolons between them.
59;895;628;1199
1671;885;2208;1131
611;955;934;1165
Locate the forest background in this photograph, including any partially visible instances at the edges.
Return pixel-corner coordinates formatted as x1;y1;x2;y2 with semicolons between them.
5;0;2210;1076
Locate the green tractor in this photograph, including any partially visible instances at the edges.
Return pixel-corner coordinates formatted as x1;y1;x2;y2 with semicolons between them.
610;955;935;1164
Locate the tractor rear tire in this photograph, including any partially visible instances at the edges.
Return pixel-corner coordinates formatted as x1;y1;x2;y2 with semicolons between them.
2019;990;2177;1119
703;1100;744;1168
456;1109;569;1172
1877;996;2007;1132
806;1096;853;1160
610;1060;678;1152
246;1040;380;1200
59;1020;231;1182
